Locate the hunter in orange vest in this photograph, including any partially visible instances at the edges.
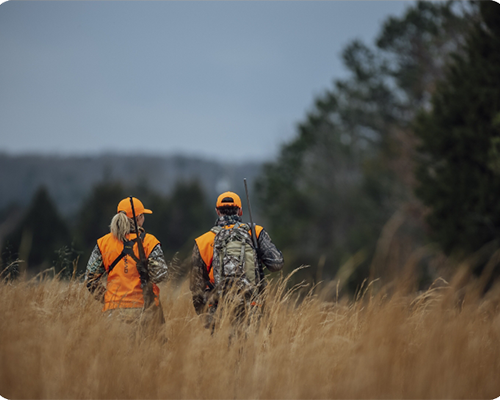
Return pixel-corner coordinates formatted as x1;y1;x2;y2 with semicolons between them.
190;191;284;317
85;197;168;323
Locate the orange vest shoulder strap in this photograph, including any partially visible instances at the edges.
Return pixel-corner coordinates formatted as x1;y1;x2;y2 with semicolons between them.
255;225;264;238
97;233;109;253
195;230;217;270
142;233;160;256
247;224;264;239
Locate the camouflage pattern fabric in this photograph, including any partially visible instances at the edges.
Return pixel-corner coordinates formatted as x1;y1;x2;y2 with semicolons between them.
190;216;284;315
211;223;257;288
215;214;242;227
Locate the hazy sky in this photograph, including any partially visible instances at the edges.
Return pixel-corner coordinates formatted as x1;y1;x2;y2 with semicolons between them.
0;1;411;162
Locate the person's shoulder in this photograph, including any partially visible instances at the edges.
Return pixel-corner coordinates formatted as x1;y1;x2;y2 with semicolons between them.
97;232;114;243
254;224;265;236
243;223;265;238
195;229;217;243
144;233;161;249
144;232;159;242
96;232;116;251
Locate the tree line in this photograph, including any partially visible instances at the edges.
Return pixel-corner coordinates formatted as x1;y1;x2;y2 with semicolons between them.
2;1;499;293
0;180;213;280
255;1;500;290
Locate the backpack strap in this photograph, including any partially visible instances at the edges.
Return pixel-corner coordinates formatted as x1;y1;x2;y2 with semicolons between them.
206;226;222;283
107;231;146;274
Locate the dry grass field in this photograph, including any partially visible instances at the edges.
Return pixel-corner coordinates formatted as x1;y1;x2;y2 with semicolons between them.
1;267;500;399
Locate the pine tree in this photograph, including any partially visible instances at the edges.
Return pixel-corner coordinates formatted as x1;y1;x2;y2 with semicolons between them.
1;186;72;274
74;181;126;273
74;179;213;278
256;1;472;286
414;1;500;256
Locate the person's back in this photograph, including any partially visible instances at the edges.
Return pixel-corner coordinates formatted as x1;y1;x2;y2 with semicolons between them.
190;191;284;326
85;196;169;327
97;229;162;311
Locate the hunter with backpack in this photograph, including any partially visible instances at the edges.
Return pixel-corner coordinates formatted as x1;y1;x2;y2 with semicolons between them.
190;190;284;326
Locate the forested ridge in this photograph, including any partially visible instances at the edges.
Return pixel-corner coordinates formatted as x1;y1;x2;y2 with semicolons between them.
0;153;261;215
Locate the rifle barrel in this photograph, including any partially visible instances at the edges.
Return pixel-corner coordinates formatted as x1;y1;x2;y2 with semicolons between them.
244;178;263;286
244;179;258;249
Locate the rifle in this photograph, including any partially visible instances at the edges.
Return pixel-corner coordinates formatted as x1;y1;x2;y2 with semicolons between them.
129;196;155;309
243;179;265;289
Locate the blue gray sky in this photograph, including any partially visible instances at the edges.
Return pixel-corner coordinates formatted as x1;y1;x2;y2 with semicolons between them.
0;1;411;162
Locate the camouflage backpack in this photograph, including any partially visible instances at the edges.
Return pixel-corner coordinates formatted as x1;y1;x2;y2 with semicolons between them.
211;222;258;294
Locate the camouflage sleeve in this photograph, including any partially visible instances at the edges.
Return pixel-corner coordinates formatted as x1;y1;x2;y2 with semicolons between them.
190;243;209;315
148;244;169;284
85;244;106;302
257;229;284;273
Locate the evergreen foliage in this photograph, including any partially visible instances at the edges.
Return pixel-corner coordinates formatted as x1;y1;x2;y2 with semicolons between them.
1;186;72;274
73;181;126;273
142;180;214;261
75;182;126;252
74;179;213;276
414;1;500;256
256;1;472;286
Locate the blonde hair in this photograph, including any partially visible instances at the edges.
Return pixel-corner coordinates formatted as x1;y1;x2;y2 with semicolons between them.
110;211;134;241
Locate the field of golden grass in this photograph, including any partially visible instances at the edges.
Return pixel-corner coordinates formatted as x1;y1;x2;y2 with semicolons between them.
1;268;500;399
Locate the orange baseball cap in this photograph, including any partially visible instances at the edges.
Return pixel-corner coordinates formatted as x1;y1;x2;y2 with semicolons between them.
216;191;242;209
117;197;153;218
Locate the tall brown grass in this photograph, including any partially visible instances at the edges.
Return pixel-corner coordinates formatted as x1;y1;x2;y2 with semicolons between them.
1;267;500;399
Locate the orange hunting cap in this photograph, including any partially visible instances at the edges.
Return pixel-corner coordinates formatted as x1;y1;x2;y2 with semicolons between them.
117;197;153;218
216;191;242;209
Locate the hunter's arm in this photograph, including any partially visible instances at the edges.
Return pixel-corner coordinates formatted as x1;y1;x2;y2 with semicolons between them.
85;244;106;303
257;229;284;273
148;244;169;284
190;244;209;315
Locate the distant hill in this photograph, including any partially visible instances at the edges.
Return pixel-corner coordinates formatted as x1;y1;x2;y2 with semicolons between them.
0;153;262;216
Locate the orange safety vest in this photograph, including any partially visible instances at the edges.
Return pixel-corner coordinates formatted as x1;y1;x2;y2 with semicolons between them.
97;231;161;311
195;224;264;284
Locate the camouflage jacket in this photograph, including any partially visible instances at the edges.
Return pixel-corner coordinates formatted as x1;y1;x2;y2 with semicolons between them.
190;215;284;314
